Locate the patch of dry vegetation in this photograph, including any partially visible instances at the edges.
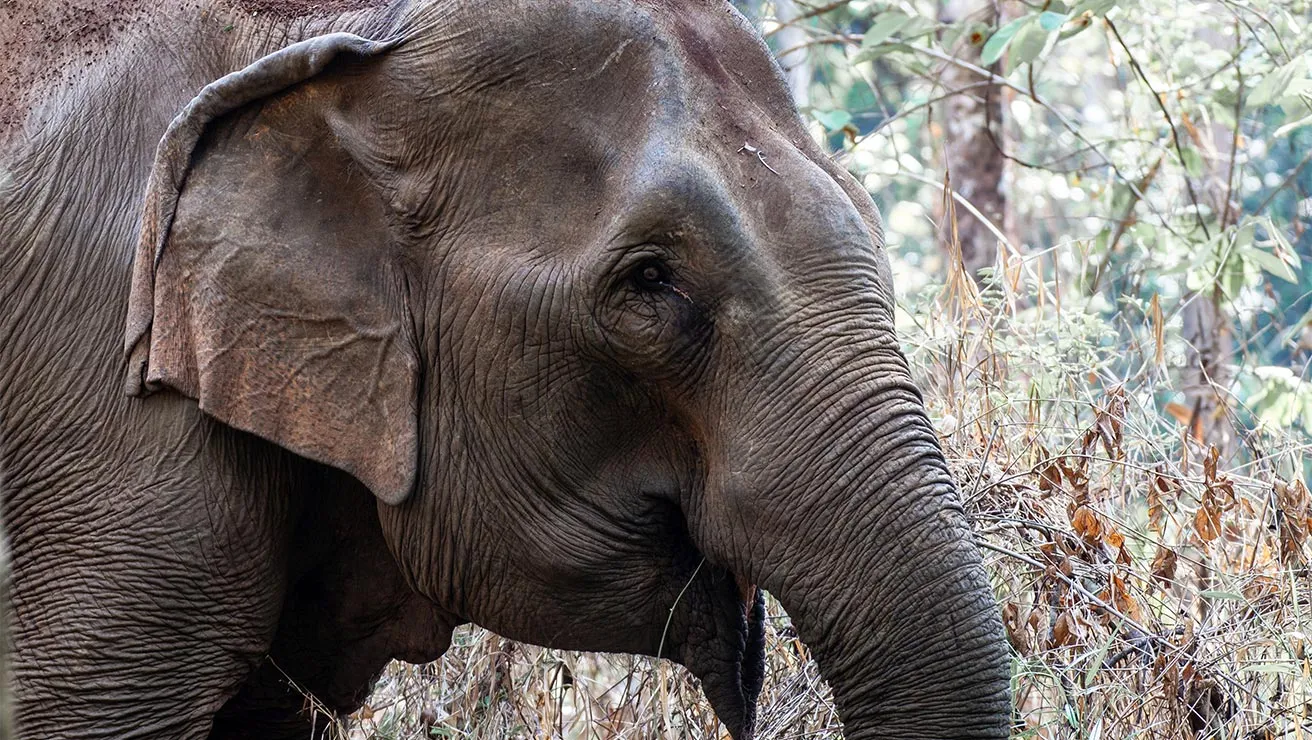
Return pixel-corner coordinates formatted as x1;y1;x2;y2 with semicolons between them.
919;250;1312;739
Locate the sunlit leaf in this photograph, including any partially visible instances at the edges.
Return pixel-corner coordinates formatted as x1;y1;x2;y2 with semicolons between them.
850;42;912;64
1180;147;1204;178
861;11;912;48
1267;216;1302;270
1247;246;1299;283
1241;217;1303;283
1072;0;1117;15
1244;663;1300;675
981;15;1032;66
1007;19;1051;72
1039;11;1069;31
1249;56;1306;108
900;15;941;41
811;109;852;131
1274;111;1312;138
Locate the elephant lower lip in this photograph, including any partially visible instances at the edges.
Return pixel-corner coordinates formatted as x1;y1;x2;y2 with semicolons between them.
685;582;766;740
739;588;766;738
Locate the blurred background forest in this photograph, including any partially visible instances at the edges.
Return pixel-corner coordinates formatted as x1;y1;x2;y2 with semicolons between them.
348;1;1312;737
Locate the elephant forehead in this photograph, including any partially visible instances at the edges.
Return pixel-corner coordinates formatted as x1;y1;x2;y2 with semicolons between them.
393;0;786;140
383;0;809;236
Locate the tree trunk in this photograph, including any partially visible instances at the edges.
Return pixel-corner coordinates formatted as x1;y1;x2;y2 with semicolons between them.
936;0;1009;281
1181;295;1236;457
1180;8;1238;458
773;0;811;108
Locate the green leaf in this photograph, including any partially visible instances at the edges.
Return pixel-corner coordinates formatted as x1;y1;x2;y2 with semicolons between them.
1199;590;1244;600
1039;11;1069;31
851;42;913;65
1007;19;1051;72
900;15;940;41
1249;57;1306;109
1275;111;1312;138
1084;630;1117;687
1180;147;1204;178
1267;216;1293;254
1127;221;1157;247
862;11;912;48
1073;0;1117;15
981;15;1031;66
1249;216;1303;282
1247;246;1298;282
812;108;853;131
1058;14;1095;40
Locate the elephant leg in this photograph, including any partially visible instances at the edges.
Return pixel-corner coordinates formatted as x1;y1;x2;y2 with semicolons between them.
8;500;288;740
210;470;455;740
5;418;294;739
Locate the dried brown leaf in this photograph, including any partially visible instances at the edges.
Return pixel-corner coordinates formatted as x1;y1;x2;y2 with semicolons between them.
1151;547;1178;587
1194;499;1222;543
1071;505;1103;543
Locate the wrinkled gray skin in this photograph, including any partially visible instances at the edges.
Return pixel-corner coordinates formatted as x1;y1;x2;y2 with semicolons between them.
0;1;1010;738
0;517;9;740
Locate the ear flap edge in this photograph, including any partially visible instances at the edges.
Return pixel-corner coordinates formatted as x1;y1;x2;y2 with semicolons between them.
124;33;419;506
125;33;399;397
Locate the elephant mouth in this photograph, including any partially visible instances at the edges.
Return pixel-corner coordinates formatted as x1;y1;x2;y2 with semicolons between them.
671;563;767;740
732;585;767;739
644;503;765;739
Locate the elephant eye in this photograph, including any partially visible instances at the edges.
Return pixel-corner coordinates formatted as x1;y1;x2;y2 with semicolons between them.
632;259;672;292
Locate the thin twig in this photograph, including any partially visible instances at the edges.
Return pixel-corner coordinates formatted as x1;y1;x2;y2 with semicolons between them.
1253;147;1312;216
657;558;705;662
1106;19;1211;240
1221;45;1243;232
969;420;1002;503
763;0;854;37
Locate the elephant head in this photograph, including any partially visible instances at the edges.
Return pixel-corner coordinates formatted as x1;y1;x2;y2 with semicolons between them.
123;1;1009;737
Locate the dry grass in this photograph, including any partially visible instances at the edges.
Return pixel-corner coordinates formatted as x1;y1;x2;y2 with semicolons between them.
342;618;837;739
329;251;1312;739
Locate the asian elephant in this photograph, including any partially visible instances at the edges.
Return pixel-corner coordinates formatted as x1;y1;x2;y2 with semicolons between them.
0;0;1010;738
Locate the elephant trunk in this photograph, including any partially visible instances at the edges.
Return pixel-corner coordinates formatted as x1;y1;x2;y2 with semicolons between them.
698;372;1010;738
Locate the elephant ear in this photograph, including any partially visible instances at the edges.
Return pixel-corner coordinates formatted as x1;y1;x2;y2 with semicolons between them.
124;34;420;505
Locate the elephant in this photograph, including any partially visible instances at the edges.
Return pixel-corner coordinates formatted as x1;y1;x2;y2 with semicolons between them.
0;0;1011;738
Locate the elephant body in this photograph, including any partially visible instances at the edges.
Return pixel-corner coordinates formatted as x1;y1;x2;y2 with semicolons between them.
0;1;1010;738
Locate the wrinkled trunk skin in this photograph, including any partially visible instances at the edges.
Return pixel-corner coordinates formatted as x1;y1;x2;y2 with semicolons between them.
693;358;1010;738
0;516;10;740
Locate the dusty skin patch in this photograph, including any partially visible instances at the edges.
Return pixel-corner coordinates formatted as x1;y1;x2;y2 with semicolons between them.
0;0;386;147
0;0;146;141
227;0;384;18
